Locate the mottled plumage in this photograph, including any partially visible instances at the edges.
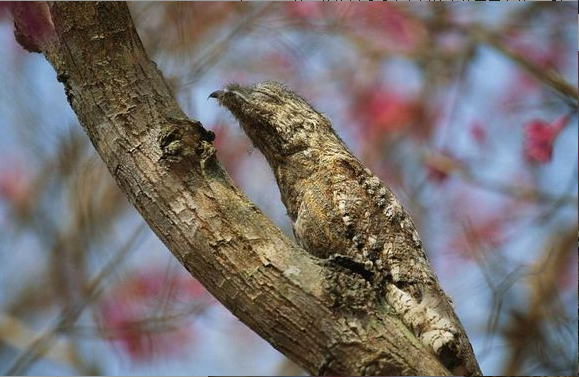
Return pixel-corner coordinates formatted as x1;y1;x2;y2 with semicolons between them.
210;81;481;376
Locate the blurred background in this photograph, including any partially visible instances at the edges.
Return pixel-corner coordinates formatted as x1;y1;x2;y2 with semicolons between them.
0;2;577;375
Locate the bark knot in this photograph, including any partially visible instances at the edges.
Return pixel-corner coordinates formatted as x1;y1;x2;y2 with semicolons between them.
158;117;215;169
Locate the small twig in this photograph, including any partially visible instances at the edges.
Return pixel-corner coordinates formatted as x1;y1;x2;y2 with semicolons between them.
4;223;147;376
461;170;578;207
501;227;577;375
64;301;211;339
470;27;578;107
0;312;76;368
178;3;274;88
422;150;579;207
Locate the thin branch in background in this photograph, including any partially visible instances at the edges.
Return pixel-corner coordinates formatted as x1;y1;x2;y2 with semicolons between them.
421;149;579;207
4;223;147;376
502;226;577;375
470;27;578;107
0;312;77;368
178;3;275;89
66;301;211;340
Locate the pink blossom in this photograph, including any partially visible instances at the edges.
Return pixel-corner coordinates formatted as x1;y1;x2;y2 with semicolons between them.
97;268;214;361
9;2;56;53
470;121;486;145
285;2;324;20
523;114;568;164
0;164;32;215
354;88;420;134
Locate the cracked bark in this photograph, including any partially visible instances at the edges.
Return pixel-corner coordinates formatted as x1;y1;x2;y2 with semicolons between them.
11;2;460;375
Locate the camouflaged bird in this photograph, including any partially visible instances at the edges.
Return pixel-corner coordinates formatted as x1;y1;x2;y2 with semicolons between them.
210;81;482;376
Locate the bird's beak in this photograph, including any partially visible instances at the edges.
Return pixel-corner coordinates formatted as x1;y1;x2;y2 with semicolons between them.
209;87;249;104
208;89;226;100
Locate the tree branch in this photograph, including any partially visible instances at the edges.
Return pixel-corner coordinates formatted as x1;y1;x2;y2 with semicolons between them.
10;2;457;375
470;27;578;107
4;223;146;375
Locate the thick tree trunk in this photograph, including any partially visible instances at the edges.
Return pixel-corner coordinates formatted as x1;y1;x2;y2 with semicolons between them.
11;2;465;375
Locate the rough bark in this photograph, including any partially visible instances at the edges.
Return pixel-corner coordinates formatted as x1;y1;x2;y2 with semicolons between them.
11;2;461;375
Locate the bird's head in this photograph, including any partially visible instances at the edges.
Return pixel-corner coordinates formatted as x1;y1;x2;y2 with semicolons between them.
209;81;335;161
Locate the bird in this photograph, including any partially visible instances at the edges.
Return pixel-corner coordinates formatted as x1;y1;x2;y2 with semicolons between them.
209;81;482;376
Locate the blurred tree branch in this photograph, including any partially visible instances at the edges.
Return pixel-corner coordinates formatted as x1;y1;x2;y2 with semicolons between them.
1;129;130;374
470;27;578;107
0;312;78;369
4;223;146;375
421;149;579;207
9;2;461;376
502;226;577;375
